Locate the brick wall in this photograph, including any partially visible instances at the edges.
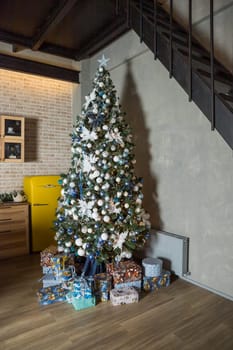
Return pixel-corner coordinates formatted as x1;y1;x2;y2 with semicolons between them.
0;69;73;192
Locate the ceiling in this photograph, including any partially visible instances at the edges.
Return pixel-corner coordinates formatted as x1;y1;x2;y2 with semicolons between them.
0;0;129;82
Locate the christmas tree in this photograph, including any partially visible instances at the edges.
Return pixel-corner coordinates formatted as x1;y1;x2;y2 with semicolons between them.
54;55;151;269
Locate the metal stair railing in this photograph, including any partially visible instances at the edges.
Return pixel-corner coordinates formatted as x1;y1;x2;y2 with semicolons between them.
116;0;233;150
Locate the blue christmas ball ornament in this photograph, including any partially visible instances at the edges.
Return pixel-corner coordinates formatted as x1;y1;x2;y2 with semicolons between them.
118;215;124;221
58;216;65;222
94;223;99;229
67;227;73;234
145;232;150;239
54;221;59;227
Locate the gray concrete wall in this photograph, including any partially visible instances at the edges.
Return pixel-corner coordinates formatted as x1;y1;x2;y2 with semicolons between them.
81;29;233;298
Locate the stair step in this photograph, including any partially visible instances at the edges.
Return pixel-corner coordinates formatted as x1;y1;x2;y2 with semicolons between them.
219;93;233;103
197;69;233;87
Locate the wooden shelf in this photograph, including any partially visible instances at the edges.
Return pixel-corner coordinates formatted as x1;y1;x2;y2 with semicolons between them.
0;115;25;162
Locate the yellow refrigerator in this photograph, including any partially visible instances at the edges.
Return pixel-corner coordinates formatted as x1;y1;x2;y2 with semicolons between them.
24;175;61;252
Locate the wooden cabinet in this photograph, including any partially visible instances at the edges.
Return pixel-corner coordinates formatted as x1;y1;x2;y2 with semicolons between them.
0;203;29;259
0;115;25;162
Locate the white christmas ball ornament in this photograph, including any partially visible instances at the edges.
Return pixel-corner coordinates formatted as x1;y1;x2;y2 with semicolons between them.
117;192;122;197
96;177;103;184
81;226;88;233
103;215;110;223
94;185;100;191
65;241;72;248
86;191;91;196
101;233;108;241
77;248;85;256
116;177;121;183
87;228;93;234
97;199;104;206
95;150;100;155
102;125;108;130
57;246;64;252
63;178;68;185
75;238;83;246
93;170;100;178
87;143;92;148
113;155;119;162
114;127;119;132
123;191;128;197
125;251;132;259
82;243;88;249
124;203;129;209
135;207;141;213
99;82;104;88
99;67;103;72
105;98;110;104
102;183;110;190
103;151;108;158
134;185;139;192
69;182;75;188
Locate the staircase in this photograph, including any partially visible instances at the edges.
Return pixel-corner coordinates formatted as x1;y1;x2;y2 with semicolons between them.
117;0;233;150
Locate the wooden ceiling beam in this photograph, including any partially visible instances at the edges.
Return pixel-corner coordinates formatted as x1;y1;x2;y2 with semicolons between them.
0;29;32;48
32;0;79;51
0;53;79;83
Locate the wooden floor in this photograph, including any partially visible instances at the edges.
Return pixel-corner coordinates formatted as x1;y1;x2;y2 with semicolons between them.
0;254;232;350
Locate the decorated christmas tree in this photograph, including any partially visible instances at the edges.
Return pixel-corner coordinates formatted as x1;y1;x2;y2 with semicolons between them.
54;55;151;270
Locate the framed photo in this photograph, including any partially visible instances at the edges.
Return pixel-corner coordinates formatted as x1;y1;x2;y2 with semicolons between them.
4;119;22;137
4;142;21;160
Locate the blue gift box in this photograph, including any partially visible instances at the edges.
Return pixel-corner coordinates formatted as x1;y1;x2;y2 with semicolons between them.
73;276;94;298
143;270;171;292
37;285;68;305
114;279;142;290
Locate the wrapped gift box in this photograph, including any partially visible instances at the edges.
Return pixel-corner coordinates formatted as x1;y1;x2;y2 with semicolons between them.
42;273;62;288
110;287;139;306
143;271;171;291
40;245;58;267
37;285;67;305
114;279;142;290
66;276;96;310
106;260;142;284
94;273;112;302
142;257;163;277
73;276;94;298
66;292;96;310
